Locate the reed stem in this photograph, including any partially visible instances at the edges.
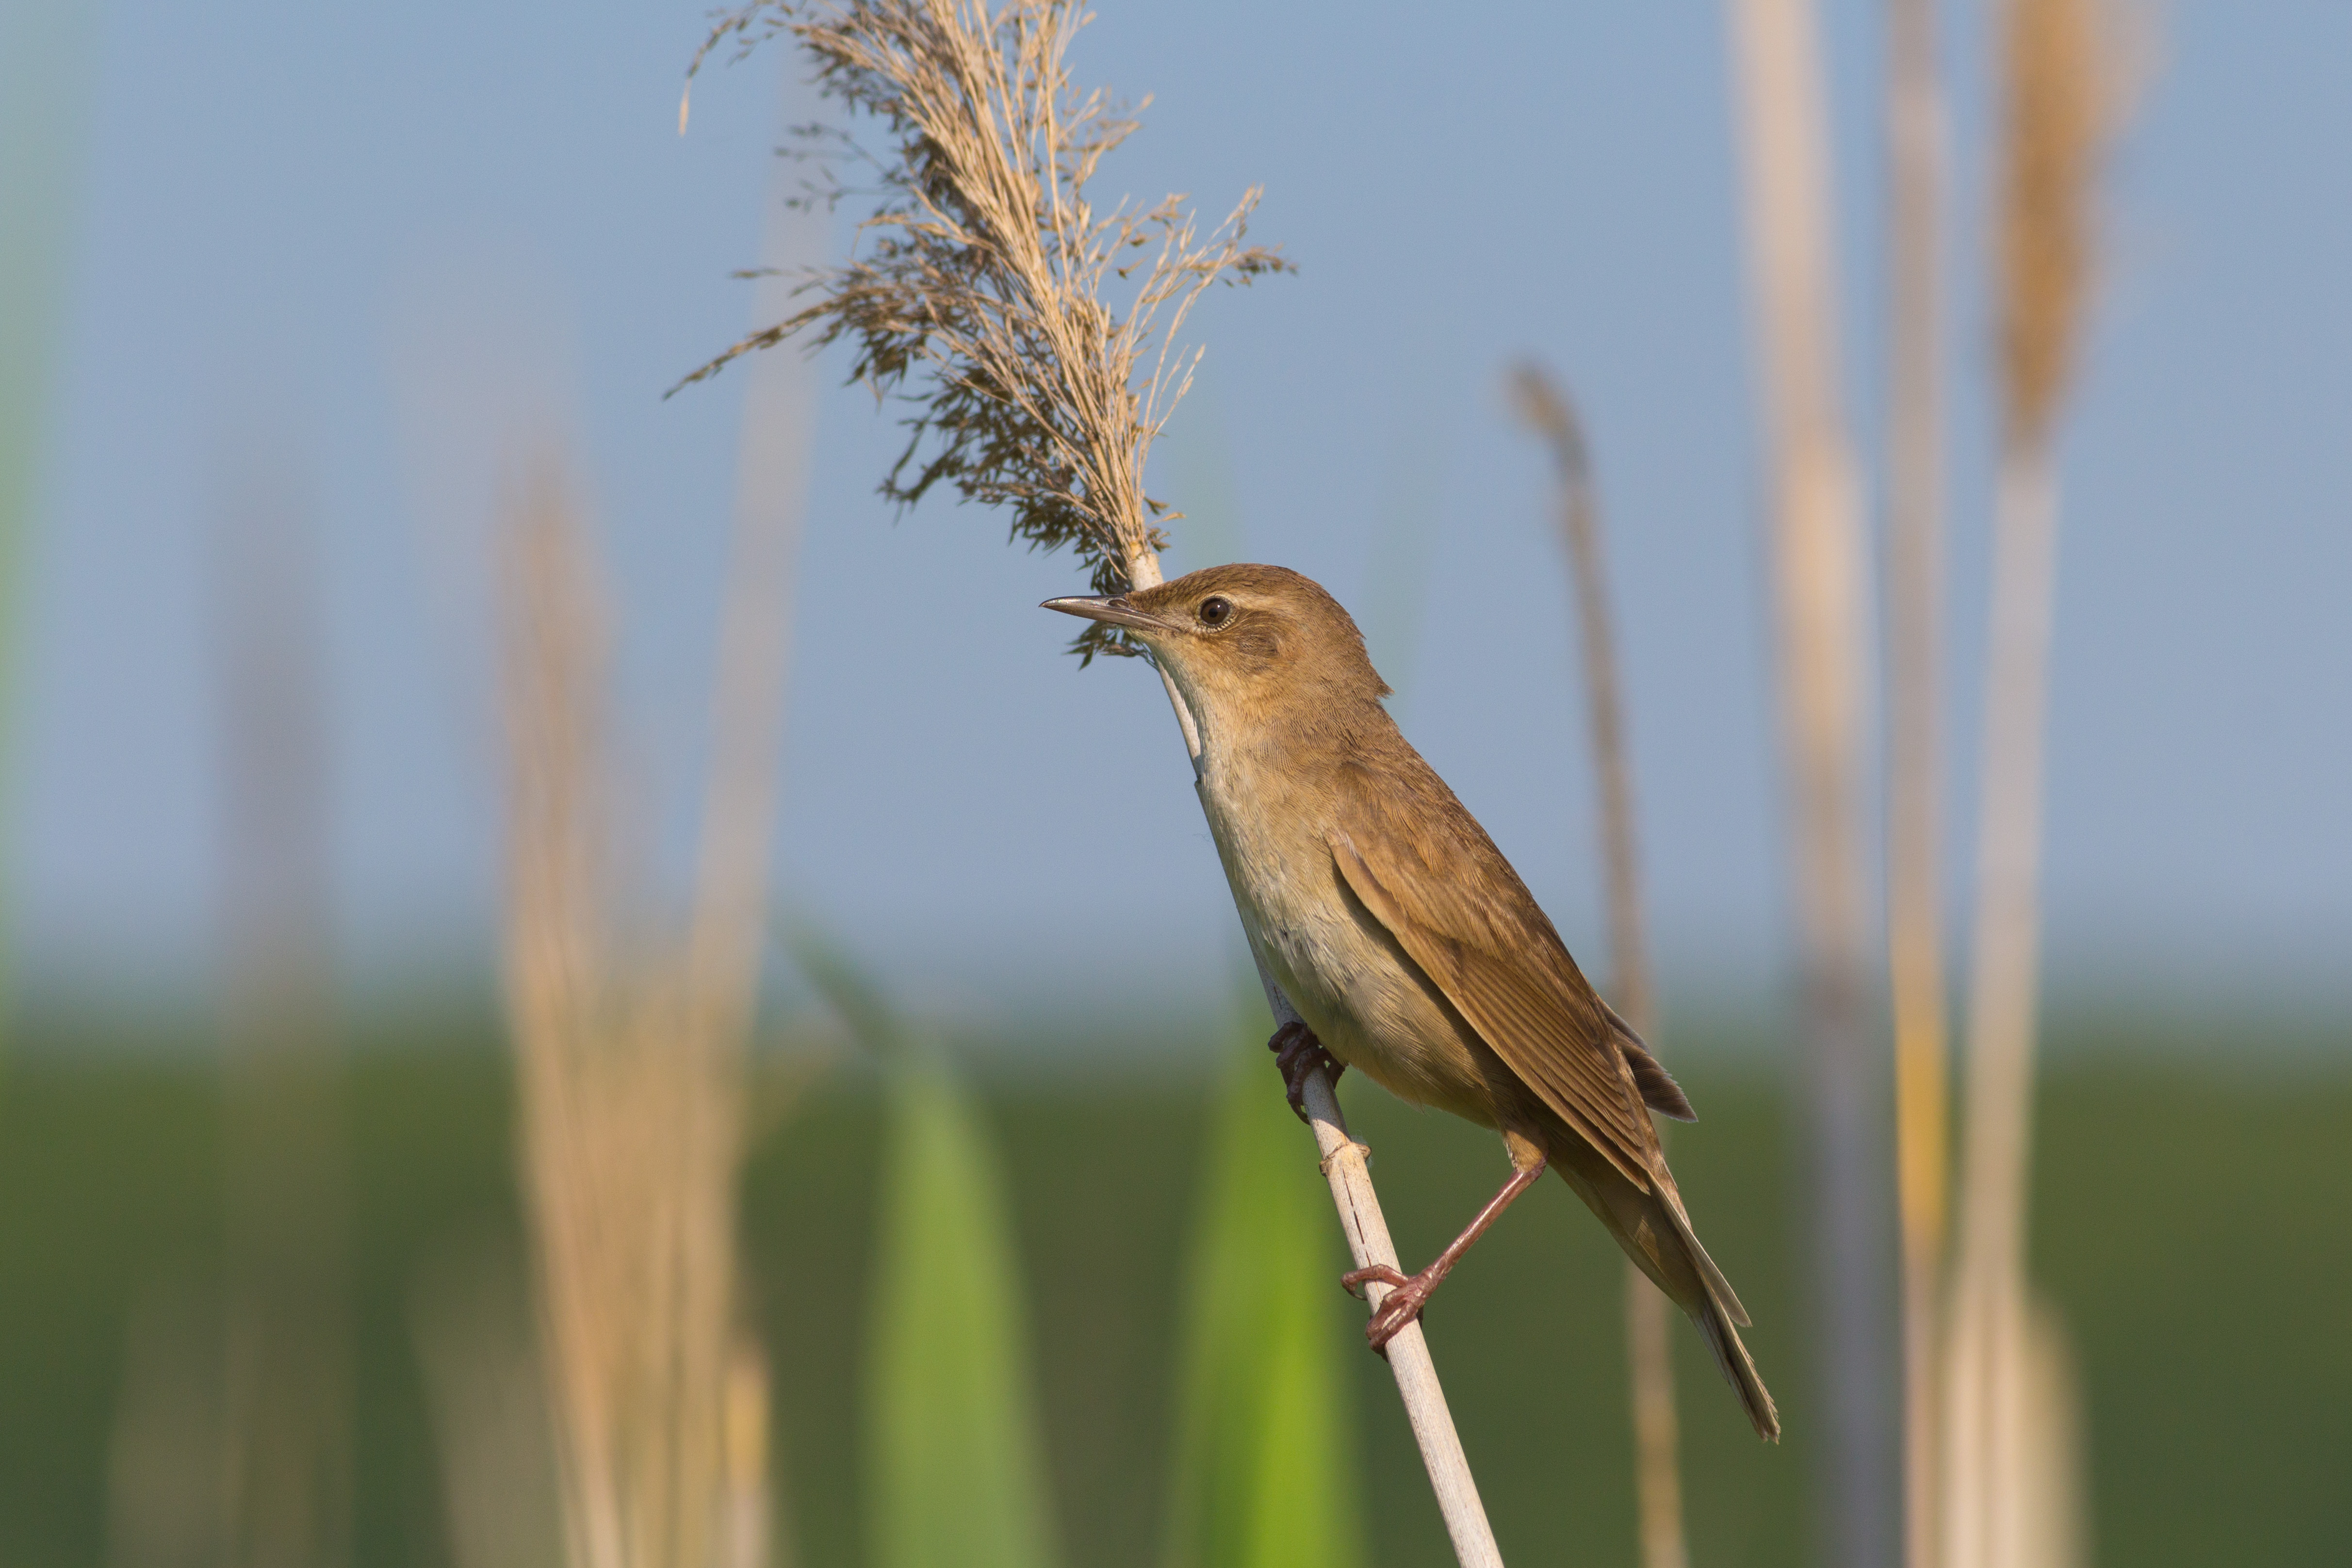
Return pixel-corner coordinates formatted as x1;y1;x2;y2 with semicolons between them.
1884;1;1953;1563
1508;363;1686;1568
1724;1;1895;1561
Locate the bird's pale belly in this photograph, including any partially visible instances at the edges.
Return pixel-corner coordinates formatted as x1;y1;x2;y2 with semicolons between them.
1195;767;1497;1126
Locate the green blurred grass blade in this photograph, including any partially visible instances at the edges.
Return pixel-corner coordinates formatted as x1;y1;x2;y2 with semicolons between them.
1163;1013;1363;1568
868;1057;1063;1568
796;937;1062;1568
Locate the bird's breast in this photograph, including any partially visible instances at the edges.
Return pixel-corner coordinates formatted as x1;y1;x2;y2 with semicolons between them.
1194;748;1494;1125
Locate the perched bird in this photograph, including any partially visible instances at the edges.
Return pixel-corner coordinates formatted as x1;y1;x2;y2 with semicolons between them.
1046;563;1778;1440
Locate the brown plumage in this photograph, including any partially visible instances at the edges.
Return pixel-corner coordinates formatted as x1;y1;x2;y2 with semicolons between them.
1046;563;1778;1440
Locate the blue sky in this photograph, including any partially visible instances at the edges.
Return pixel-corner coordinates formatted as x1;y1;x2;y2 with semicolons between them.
13;1;2349;1028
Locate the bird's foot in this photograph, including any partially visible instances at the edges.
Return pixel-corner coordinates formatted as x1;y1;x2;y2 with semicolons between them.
1268;1020;1343;1124
1341;1263;1437;1355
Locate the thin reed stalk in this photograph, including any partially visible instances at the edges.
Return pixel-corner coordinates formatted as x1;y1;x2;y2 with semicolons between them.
684;5;1502;1559
212;453;351;1568
1883;1;1952;1564
1944;1;2110;1562
408;1234;566;1568
1508;363;1685;1568
1724;2;1894;1563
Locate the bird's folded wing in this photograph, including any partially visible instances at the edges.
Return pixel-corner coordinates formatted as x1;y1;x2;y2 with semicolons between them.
1330;831;1656;1188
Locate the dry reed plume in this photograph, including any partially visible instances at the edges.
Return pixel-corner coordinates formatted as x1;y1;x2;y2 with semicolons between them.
1996;0;2104;453
1508;363;1687;1568
682;0;1285;655
499;462;772;1568
679;6;1505;1561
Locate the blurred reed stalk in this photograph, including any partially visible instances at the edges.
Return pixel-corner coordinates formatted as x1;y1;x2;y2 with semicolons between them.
408;1233;567;1568
1724;1;1895;1563
212;453;352;1568
685;4;1499;1560
496;53;817;1567
1883;1;1952;1564
1507;363;1686;1568
1943;0;2112;1563
498;452;781;1568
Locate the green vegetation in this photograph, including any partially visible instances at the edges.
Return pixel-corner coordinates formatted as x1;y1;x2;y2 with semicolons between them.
866;1053;1063;1568
0;1003;2346;1568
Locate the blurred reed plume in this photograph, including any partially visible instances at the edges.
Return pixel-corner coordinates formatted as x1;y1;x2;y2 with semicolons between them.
683;7;1502;1560
682;0;1286;647
1943;1;2121;1563
498;458;770;1568
1163;1007;1363;1568
1723;1;1894;1562
795;937;1064;1568
1507;362;1686;1568
1883;1;1952;1564
212;451;352;1568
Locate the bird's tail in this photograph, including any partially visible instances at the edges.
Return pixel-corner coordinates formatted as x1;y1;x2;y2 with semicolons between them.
1654;1185;1780;1442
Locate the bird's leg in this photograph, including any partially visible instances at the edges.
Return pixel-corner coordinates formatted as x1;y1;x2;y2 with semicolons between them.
1343;1154;1548;1354
1267;1019;1344;1124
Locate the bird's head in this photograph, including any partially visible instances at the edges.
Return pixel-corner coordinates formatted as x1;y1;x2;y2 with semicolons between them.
1044;564;1390;735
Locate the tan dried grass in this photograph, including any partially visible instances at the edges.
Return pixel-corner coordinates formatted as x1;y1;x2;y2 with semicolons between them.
499;461;751;1568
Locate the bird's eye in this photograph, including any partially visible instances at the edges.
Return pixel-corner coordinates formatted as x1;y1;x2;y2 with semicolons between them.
1198;596;1233;627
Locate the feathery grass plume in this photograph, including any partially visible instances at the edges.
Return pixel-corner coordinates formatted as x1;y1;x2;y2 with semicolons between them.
795;936;1063;1568
500;458;751;1568
678;0;1287;661
1723;0;1893;1560
1163;1002;1363;1568
1883;2;1953;1564
1509;363;1687;1568
1943;2;2122;1565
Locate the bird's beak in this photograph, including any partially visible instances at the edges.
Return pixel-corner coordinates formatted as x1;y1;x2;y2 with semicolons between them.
1040;594;1179;635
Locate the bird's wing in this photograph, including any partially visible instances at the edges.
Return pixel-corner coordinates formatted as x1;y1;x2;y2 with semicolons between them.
1330;827;1658;1188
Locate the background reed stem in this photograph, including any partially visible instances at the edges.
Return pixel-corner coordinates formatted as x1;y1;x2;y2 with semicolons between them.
1883;0;1953;1563
1723;1;1895;1562
1509;362;1687;1568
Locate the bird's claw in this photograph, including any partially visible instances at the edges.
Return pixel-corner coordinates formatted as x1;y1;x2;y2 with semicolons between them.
1268;1020;1343;1124
1339;1264;1409;1301
1341;1263;1434;1355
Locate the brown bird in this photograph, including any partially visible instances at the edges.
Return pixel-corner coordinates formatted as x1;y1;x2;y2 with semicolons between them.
1046;563;1778;1440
